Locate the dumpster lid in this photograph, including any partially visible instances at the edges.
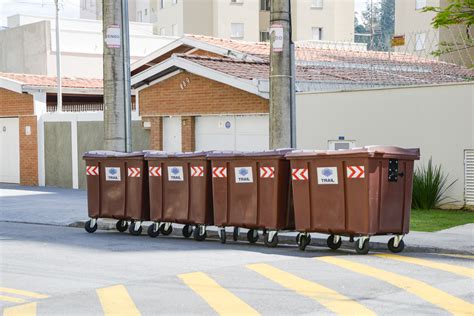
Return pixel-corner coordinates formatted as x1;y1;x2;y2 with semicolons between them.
144;151;176;158
207;148;293;158
83;150;144;158
175;151;213;158
285;146;420;159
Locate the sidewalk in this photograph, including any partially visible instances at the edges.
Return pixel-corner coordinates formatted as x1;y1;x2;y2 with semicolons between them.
1;184;473;254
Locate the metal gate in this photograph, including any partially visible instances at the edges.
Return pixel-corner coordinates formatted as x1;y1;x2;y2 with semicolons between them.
465;149;474;206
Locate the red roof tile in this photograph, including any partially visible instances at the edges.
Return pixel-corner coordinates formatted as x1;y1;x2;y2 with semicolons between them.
0;72;102;89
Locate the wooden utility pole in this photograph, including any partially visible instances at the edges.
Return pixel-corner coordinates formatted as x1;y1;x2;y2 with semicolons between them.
103;0;132;152
269;0;292;149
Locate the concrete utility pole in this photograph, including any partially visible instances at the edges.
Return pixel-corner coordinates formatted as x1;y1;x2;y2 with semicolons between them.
269;0;292;149
103;0;132;152
54;0;62;112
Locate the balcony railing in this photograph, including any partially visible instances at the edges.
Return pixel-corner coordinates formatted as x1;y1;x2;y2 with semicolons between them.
47;103;136;112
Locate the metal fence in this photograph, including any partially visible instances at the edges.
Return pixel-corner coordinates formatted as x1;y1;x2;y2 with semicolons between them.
47;103;137;112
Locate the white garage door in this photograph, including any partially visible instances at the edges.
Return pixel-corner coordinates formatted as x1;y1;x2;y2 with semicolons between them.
195;115;269;151
0;118;20;183
163;117;182;152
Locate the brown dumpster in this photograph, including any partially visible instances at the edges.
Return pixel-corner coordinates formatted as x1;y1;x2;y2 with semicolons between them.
286;146;420;254
145;151;213;241
83;151;149;235
208;150;294;247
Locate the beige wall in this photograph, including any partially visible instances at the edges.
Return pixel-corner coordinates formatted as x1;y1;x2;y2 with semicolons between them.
296;83;474;208
184;0;214;36
293;0;354;41
213;0;259;42
154;0;184;36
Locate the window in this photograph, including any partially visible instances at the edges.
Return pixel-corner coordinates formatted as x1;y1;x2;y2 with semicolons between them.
172;24;178;36
81;0;87;9
172;0;178;4
160;27;166;35
415;32;426;50
260;31;270;42
415;0;426;10
160;0;164;9
311;0;323;9
230;0;243;4
144;8;148;15
312;27;323;40
260;0;270;11
137;11;142;22
231;23;244;38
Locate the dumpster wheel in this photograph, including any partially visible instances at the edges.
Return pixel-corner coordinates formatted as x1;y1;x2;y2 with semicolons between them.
247;229;259;243
388;236;405;253
147;223;160;238
85;219;97;233
219;228;226;244
159;223;173;236
233;227;239;242
116;220;128;233
297;234;311;251
264;232;279;248
182;224;193;239
327;235;342;250
129;221;143;236
193;226;207;242
355;237;370;255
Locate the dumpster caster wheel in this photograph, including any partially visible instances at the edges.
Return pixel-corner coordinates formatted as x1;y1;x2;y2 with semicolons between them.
129;222;142;236
327;235;342;250
355;238;370;255
296;233;302;244
233;227;239;242
182;224;193;238
147;223;160;238
159;223;173;236
388;237;405;253
116;220;128;233
193;226;207;242
247;229;259;243
264;232;279;248
298;234;311;251
219;229;226;244
85;219;97;233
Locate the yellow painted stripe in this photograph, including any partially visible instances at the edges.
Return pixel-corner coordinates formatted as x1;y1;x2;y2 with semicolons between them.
96;285;140;316
3;302;37;316
375;253;474;279
318;256;474;315
0;295;27;303
178;272;260;316
0;288;49;299
246;263;375;316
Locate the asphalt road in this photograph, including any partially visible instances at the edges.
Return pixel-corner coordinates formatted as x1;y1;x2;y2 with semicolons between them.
1;222;473;316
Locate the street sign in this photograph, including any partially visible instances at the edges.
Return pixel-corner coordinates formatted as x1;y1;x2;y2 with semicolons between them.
270;24;284;52
391;35;405;47
105;24;121;48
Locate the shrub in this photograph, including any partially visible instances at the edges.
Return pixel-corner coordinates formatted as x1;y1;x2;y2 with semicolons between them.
411;158;457;209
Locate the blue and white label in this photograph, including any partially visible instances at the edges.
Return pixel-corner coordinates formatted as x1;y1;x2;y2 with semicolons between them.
168;166;184;181
235;167;253;183
105;167;121;181
317;167;338;185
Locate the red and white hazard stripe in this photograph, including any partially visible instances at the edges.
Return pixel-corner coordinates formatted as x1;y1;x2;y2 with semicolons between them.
128;167;141;177
292;168;308;180
191;166;204;177
86;166;99;176
149;166;161;177
259;166;275;178
347;166;365;179
212;167;227;178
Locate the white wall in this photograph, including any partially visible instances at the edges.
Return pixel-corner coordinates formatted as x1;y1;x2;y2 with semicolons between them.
296;83;474;208
213;0;259;42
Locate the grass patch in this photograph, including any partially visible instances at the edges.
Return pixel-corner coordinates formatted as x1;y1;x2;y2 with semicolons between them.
410;209;474;232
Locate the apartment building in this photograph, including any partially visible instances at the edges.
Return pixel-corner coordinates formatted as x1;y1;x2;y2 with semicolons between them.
81;0;354;42
395;0;473;67
80;0;138;22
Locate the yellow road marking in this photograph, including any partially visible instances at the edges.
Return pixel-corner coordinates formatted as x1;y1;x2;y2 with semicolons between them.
3;302;37;316
318;256;474;315
246;263;375;316
0;288;48;299
96;285;140;316
0;295;27;304
178;272;260;316
375;253;474;279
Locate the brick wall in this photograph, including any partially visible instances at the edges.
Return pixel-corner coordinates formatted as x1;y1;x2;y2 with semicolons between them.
19;116;38;186
181;116;195;152
0;88;34;116
139;71;269;116
145;116;163;150
0;88;37;186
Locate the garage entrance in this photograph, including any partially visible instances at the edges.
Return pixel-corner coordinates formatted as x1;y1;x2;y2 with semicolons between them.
195;115;269;151
0;117;20;183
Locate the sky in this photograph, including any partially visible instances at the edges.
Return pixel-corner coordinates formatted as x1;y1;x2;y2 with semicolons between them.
0;0;372;28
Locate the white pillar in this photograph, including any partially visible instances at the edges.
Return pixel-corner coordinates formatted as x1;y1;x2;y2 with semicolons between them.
33;92;47;186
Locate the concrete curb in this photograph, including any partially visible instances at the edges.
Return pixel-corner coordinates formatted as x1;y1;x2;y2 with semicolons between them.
68;220;474;256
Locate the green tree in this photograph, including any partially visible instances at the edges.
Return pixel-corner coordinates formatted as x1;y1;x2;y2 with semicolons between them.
355;0;395;51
